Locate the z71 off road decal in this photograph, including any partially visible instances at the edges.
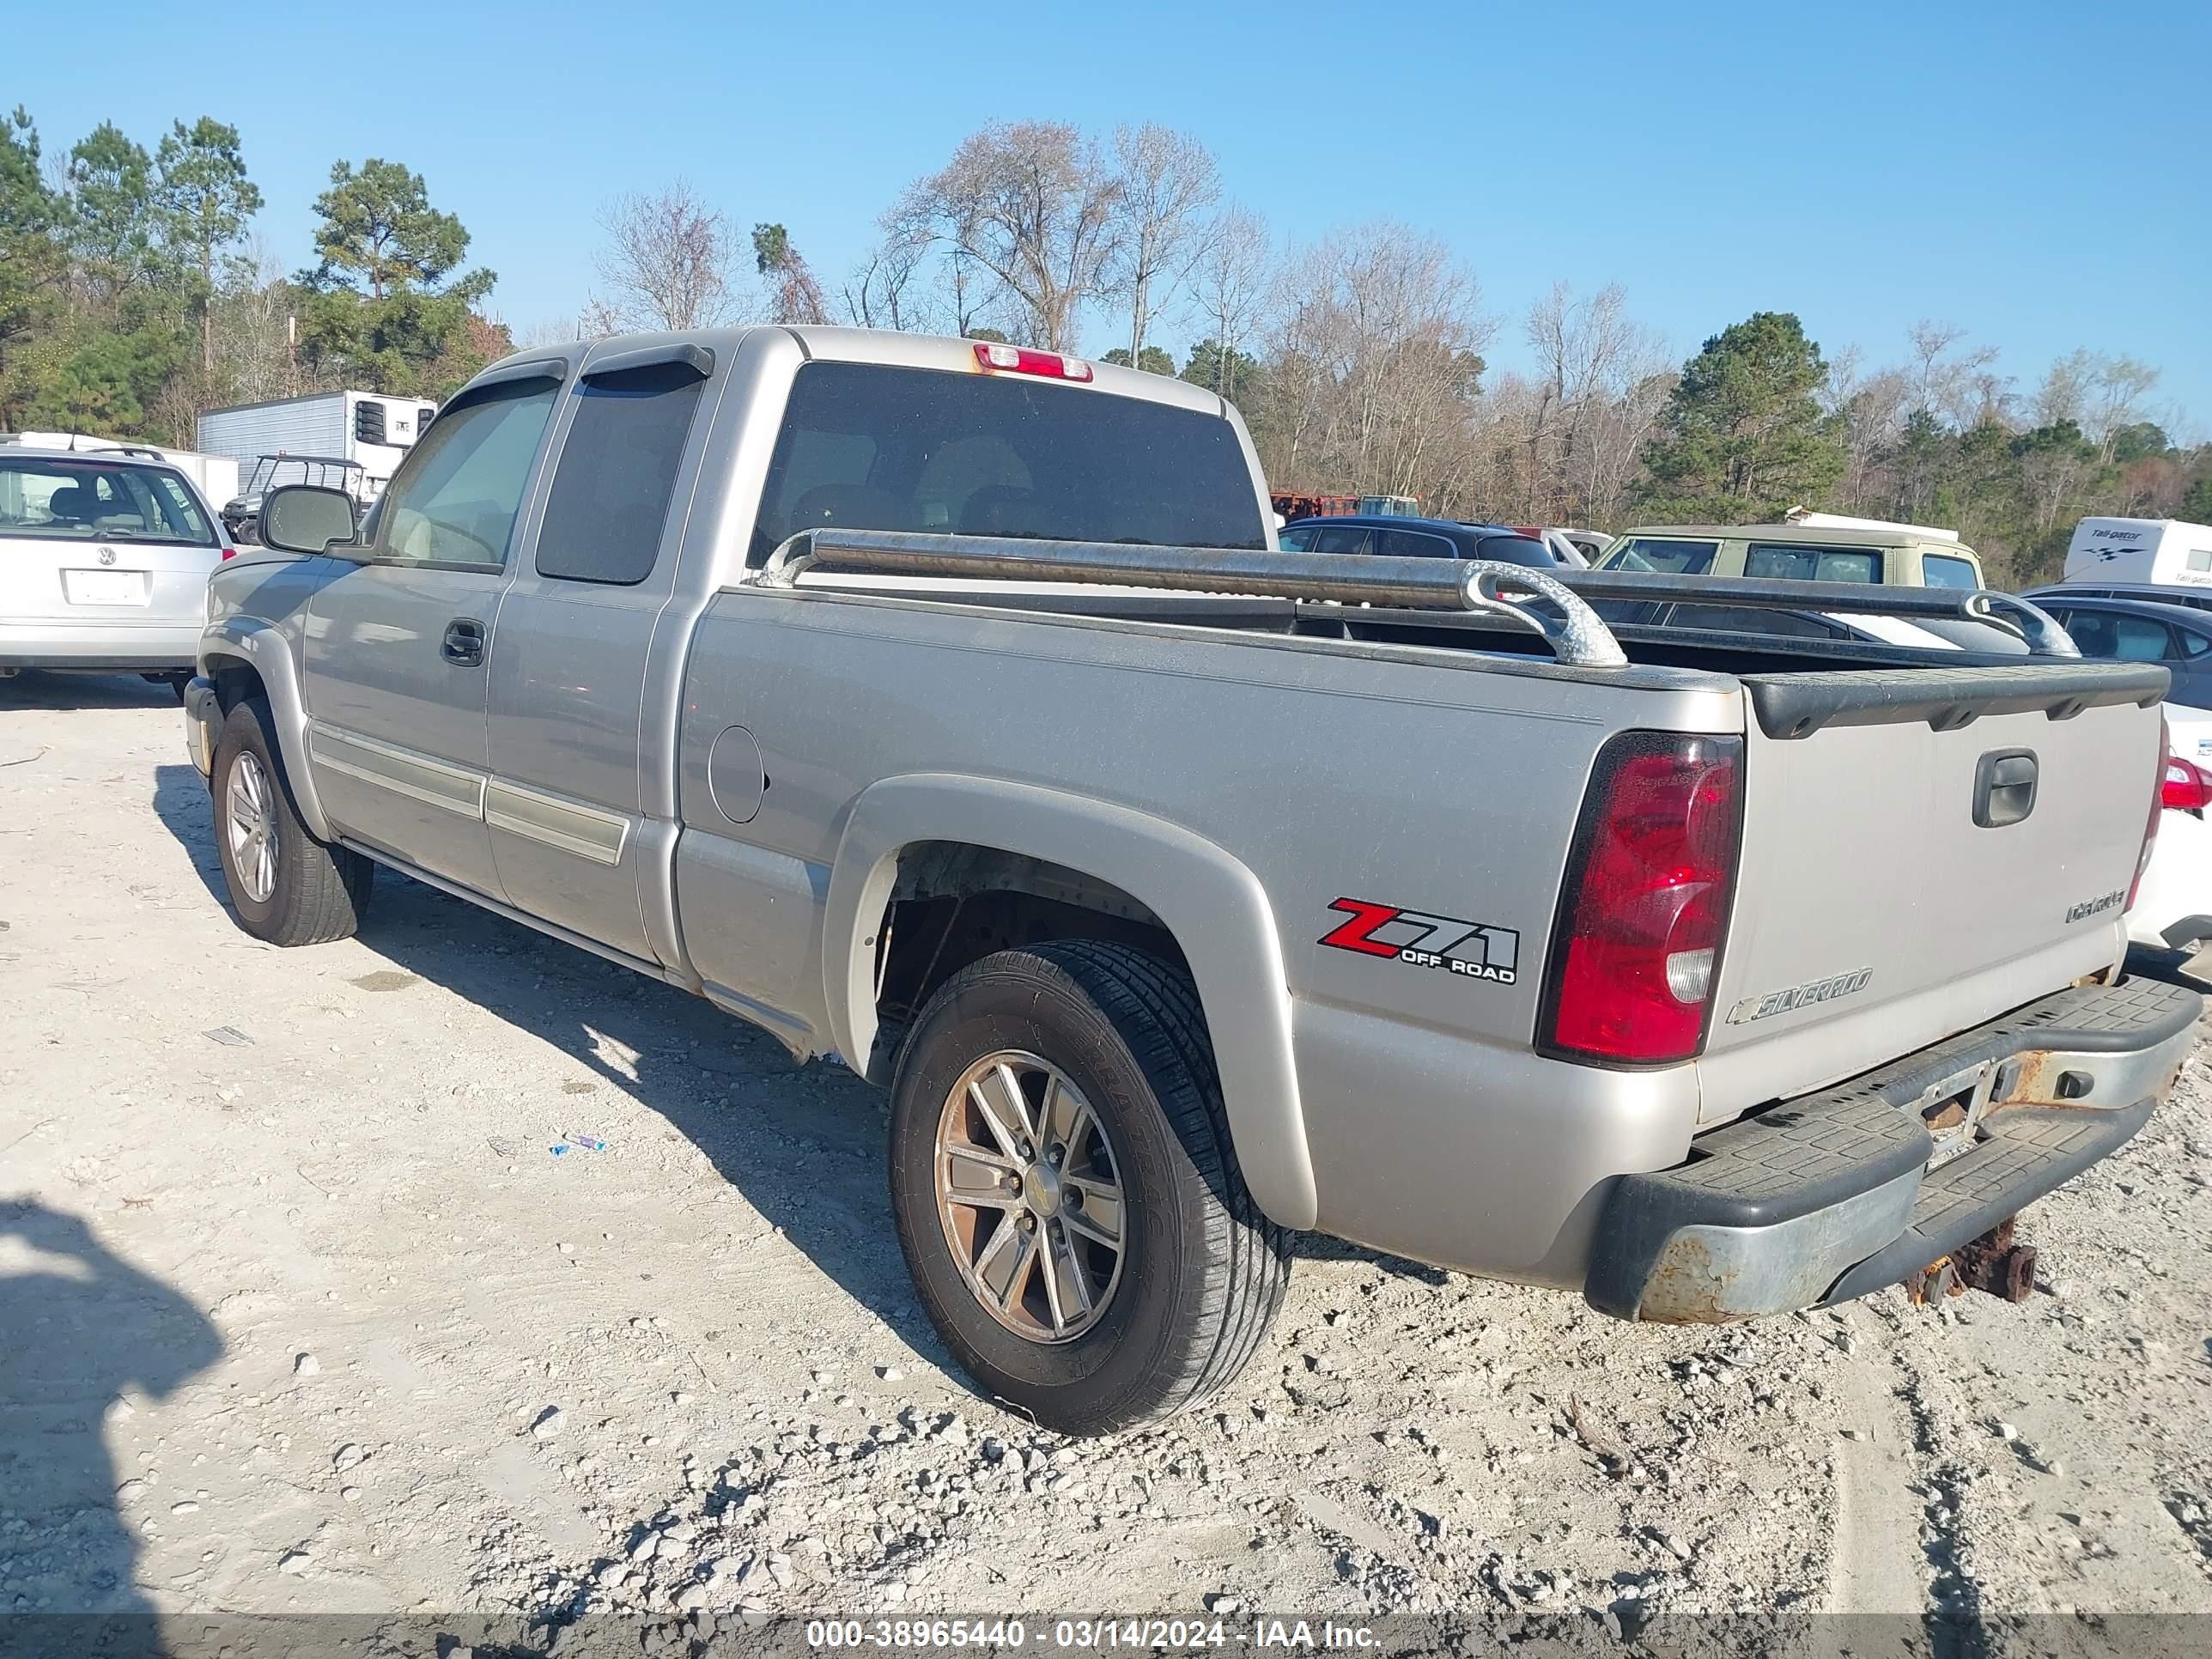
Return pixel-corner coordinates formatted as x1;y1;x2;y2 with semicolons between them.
1319;897;1519;986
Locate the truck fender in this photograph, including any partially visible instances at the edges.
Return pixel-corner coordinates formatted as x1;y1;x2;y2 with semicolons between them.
823;774;1319;1231
201;616;334;842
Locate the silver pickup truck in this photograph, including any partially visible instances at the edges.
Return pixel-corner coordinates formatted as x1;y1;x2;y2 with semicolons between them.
183;326;2198;1435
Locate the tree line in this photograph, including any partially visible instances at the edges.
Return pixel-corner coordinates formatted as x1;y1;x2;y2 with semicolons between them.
0;106;508;441
4;105;2203;587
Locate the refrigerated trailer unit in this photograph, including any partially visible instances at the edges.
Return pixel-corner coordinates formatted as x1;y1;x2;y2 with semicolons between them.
195;391;437;502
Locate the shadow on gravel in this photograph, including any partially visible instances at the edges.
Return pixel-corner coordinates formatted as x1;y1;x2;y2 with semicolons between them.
149;765;965;1389
149;765;1451;1402
0;1199;222;1637
0;670;178;712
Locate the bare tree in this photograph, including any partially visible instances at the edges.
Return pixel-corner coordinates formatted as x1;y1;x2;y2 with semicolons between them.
1106;125;1218;366
1905;319;2000;426
896;122;1121;351
1521;282;1666;523
842;221;929;331
1188;206;1273;398
2087;354;2160;461
1262;223;1494;506
2033;349;2092;428
592;182;739;332
1820;345;1910;514
206;239;297;403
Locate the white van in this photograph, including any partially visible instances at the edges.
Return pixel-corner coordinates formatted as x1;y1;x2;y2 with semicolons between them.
2063;517;2212;586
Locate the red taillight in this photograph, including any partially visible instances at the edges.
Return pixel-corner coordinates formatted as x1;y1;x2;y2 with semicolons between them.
973;341;1094;382
2161;756;2209;811
1541;732;1745;1066
2134;721;2172;908
221;546;238;561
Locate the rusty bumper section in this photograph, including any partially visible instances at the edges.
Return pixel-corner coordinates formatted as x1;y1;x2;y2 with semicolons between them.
1583;977;2201;1323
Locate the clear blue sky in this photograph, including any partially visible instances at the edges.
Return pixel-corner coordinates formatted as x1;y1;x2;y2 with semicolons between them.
15;0;2209;432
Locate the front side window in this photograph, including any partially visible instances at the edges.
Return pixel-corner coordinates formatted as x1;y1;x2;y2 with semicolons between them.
1603;537;1717;574
1744;542;1880;584
369;377;558;568
1277;525;1318;550
1922;554;1979;589
750;362;1267;563
0;459;214;546
536;361;708;586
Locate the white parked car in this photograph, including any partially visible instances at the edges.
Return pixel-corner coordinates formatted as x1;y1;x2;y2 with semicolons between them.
2135;711;2212;955
0;445;232;694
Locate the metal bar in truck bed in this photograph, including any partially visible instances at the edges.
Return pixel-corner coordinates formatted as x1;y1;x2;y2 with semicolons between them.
755;528;2077;661
1545;568;2078;658
757;530;1633;667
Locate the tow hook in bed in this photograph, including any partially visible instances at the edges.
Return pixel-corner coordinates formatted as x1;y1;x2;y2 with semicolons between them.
1904;1217;2038;1306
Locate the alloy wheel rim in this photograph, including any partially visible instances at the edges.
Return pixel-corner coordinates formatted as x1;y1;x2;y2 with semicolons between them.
225;750;278;904
933;1050;1126;1344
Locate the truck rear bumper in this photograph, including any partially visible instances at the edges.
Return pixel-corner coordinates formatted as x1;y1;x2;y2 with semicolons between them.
1584;976;2201;1322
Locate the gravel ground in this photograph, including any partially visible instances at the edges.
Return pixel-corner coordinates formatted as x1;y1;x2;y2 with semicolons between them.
4;673;2212;1649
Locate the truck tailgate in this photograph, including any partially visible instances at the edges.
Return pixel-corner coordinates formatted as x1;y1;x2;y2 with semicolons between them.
1697;664;2166;1118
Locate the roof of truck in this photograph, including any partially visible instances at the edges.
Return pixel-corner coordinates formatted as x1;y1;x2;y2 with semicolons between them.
1617;522;1979;550
469;325;1237;421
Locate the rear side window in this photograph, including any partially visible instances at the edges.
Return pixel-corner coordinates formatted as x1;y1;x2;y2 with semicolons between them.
1277;525;1317;550
1310;525;1372;555
2065;611;2175;663
1604;537;1716;574
1922;554;1979;589
750;362;1266;563
1666;604;1842;639
536;361;708;586
1744;542;1880;584
1471;532;1553;567
1376;528;1455;558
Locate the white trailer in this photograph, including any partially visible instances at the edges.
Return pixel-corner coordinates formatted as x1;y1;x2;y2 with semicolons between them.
2063;516;2212;586
196;390;437;503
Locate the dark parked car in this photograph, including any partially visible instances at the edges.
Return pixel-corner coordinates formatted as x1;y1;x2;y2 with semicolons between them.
2022;593;2212;709
1278;514;1556;567
2025;580;2212;617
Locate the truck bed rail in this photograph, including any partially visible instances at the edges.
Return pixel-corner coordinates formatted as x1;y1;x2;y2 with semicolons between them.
757;529;2079;664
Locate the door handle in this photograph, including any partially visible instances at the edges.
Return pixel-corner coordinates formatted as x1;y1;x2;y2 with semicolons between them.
441;619;486;667
1973;749;2037;828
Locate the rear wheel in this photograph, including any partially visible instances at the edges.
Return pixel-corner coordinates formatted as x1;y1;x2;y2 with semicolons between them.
210;697;373;945
889;941;1290;1436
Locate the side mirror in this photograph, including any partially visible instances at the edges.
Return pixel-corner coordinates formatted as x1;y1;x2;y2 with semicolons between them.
260;484;359;556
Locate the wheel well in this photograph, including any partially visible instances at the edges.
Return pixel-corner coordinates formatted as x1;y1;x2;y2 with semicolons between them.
206;653;266;714
869;842;1190;1073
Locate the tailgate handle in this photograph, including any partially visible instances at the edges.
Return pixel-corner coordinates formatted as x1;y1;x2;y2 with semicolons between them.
1973;749;2038;829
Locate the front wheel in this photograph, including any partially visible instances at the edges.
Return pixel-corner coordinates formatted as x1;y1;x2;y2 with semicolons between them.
889;941;1291;1436
210;697;374;945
